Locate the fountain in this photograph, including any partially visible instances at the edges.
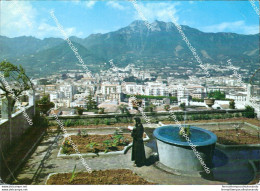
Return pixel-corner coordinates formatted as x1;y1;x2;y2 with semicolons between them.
153;125;217;174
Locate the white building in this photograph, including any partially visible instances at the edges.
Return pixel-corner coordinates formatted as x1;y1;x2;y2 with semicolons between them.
50;92;59;102
145;82;168;96
246;84;260;118
125;83;145;95
101;83;122;102
60;85;77;100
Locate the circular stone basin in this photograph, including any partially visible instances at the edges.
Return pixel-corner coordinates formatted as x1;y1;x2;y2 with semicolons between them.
153;125;217;174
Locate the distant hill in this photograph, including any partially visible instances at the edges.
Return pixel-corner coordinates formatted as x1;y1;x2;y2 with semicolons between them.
1;20;259;76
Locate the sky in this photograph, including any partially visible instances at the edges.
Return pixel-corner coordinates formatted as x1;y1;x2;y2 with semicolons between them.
0;0;259;39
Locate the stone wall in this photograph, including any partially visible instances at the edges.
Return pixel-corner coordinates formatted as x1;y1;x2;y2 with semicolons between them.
0;105;34;152
47;109;247;125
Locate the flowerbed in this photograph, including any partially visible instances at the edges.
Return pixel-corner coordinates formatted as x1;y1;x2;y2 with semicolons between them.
213;129;260;145
61;133;132;155
46;169;155;185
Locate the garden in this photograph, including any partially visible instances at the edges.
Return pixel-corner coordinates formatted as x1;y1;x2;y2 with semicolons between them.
46;169;155;185
213;128;260;145
7;108;260;185
61;130;132;155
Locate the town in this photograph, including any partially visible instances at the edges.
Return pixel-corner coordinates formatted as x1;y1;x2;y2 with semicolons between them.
25;61;259;118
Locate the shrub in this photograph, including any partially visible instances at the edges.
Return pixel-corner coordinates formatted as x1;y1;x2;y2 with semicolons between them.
192;98;204;102
229;100;235;109
208;90;226;100
103;140;113;153
104;119;111;125
164;104;170;111
242;106;256;118
61;139;73;155
75;120;84;126
176;115;184;121
86;142;99;153
204;114;210;120
115;115;120;123
64;119;73;127
61;145;70;154
33;112;48;128
98;108;105;114
112;134;124;145
227;114;233;118
48;121;56;127
144;106;150;112
76;107;84;115
36;95;55;114
84;120;90;126
179;103;186;110
81;130;88;137
94;119;100;125
77;129;81;136
215;115;221;119
235;113;240;118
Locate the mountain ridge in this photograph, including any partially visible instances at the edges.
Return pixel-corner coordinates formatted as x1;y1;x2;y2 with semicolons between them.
0;20;259;76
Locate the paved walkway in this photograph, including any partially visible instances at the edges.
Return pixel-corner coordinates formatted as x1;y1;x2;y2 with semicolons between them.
14;123;259;185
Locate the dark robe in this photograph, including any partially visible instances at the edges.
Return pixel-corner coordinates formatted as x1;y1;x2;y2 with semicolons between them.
131;124;146;166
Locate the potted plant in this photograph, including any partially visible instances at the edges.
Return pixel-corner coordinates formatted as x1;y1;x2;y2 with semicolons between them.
229;99;235;109
98;107;105;114
76;107;84;115
37;95;55;114
179;125;191;138
132;99;142;110
164;104;170;111
204;98;215;108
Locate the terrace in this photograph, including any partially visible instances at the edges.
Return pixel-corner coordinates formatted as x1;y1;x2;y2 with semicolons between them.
2;115;259;185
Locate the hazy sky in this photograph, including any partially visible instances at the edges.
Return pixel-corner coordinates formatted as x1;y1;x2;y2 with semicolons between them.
1;0;259;39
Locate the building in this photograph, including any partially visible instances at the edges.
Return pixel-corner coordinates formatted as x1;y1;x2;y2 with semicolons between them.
101;83;122;102
145;82;168;96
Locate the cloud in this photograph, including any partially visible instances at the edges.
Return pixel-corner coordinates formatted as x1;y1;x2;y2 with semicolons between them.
202;20;259;34
71;0;80;5
106;1;125;10
0;1;83;39
37;23;82;39
85;1;96;9
131;2;180;22
1;1;36;35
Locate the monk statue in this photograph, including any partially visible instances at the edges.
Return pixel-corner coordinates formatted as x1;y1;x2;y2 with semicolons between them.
131;117;146;167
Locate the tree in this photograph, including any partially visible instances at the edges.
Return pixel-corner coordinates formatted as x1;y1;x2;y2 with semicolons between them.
0;61;33;145
144;104;156;112
229;100;235;109
179;103;186;110
208;90;225;100
85;95;97;111
0;61;33;114
242;105;256;118
36;95;55;114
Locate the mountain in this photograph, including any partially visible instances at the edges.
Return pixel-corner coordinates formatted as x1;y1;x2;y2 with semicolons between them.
7;41;104;75
0;36;63;58
80;20;259;65
0;20;259;76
